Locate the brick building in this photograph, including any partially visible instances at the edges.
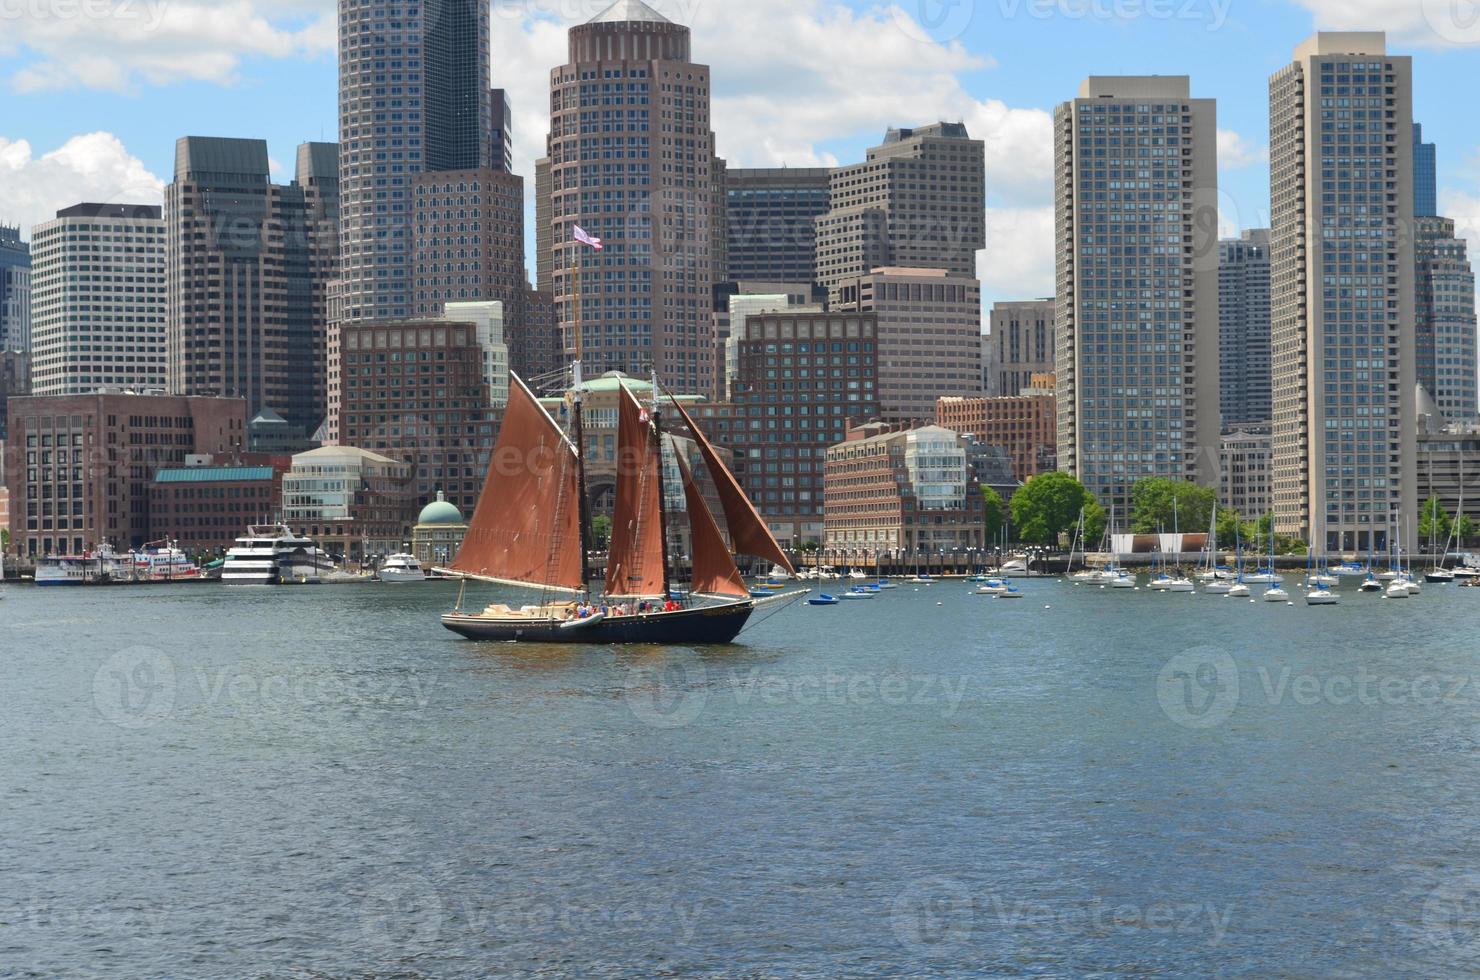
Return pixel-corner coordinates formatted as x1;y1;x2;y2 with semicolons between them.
936;389;1057;482
149;463;286;554
3;392;247;556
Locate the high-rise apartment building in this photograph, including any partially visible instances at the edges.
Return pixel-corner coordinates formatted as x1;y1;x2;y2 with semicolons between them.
1269;33;1416;552
411;168;526;332
543;0;722;395
1218;229;1272;429
337;0;492;322
985;299;1055;397
1414;122;1437;218
0;351;30;441
1054;76;1220;516
835;267;983;421
490;88;514;173
815;123;985;297
0;226;29;352
725;168;830;285
165;137;339;437
1414;215;1477;423
30;204;166;395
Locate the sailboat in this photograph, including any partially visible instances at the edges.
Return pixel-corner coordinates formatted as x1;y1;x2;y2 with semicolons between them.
441;373;795;644
1262;526;1289;602
1426;462;1461;583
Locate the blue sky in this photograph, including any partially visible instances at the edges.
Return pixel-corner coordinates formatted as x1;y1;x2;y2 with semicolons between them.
4;0;1480;307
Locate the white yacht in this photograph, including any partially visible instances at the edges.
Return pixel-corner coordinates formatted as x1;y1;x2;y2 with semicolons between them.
222;525;334;586
378;553;428;584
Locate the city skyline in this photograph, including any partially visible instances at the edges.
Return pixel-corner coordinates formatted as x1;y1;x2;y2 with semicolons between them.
9;1;1480;313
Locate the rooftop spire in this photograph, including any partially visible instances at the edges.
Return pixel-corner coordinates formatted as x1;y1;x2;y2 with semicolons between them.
588;0;672;24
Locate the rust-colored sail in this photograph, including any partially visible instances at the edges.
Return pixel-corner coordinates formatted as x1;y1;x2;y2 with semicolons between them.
450;373;584;592
677;453;749;599
665;393;795;575
605;383;668;598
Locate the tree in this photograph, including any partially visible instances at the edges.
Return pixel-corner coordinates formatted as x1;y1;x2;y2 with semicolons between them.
592;515;612;550
1129;478;1216;534
981;486;1006;545
1241;512;1274;555
1215;506;1242;548
1009;472;1100;547
1456;515;1476;547
1418;496;1453;546
1084;500;1108;549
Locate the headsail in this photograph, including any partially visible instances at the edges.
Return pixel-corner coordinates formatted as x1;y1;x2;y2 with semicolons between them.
450;373;585;592
663;391;795;575
604;382;668;598
677;453;749;599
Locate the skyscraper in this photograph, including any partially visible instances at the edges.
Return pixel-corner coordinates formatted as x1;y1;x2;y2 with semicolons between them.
1414;215;1476;423
1269;33;1415;552
1414;122;1437;218
0;225;29;352
30;204;166;395
543;0;722;394
815;123;985;298
490;88;514;173
1054;76;1220;516
337;0;492;322
725;168;830;285
985;299;1055;397
165;137;340;436
1218;229;1272;429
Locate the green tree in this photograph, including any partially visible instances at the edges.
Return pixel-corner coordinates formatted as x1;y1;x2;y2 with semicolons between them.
1241;512;1274;555
981;486;1006;545
1084;500;1108;549
1010;472;1100;547
1129;478;1216;534
1418;496;1453;545
1456;515;1475;547
592;515;612;549
1215;506;1242;548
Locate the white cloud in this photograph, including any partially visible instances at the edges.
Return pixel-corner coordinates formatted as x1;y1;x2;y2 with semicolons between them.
1217;128;1267;170
1288;0;1480;47
491;0;1053;207
0;132;164;234
1439;188;1480;248
3;0;333;92
979;207;1055;300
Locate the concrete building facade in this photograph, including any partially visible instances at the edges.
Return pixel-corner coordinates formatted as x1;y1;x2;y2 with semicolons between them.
281;445;415;559
1268;33;1416;552
0;225;29;352
1414;215;1476;423
985;299;1055;397
0;351;30;442
1218;229;1272;429
1220;426;1274;522
29;204;166;396
724;167;830;285
1054;75;1221;516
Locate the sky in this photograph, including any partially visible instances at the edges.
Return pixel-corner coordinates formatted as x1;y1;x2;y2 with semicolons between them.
6;0;1480;310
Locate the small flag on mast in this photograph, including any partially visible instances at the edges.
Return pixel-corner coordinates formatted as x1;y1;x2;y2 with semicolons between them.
573;225;603;250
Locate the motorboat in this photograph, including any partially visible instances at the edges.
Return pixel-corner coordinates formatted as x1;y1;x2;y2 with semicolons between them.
378;553;428;583
222;525;335;586
132;541;201;582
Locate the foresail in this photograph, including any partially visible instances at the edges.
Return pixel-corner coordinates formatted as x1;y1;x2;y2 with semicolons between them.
450;373;585;591
604;382;668;598
677;453;749;599
665;392;795;575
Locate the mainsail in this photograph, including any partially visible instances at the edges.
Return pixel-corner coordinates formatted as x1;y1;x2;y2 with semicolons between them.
664;393;795;575
449;373;585;592
677;454;749;599
604;382;668;598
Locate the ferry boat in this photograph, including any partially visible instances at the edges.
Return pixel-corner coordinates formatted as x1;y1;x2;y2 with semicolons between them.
35;546;131;586
441;371;798;644
132;541;201;582
377;553;427;584
222;525;334;586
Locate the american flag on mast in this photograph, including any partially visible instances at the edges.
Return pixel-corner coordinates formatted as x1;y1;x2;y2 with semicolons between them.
573;224;603;250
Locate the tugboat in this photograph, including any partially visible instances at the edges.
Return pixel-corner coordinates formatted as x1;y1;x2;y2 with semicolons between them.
440;373;796;644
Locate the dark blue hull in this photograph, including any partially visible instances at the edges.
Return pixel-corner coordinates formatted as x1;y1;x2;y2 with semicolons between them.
441;600;754;645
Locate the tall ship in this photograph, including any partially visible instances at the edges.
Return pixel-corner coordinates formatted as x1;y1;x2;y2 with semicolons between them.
222;525;335;586
440;371;796;644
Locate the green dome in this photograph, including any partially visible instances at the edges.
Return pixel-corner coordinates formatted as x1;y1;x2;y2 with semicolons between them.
418;492;464;526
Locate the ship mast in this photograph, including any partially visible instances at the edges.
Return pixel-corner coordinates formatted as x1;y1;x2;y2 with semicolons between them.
571;239;594;594
651;371;673;602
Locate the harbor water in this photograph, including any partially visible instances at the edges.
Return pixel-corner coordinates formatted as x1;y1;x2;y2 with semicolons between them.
3;579;1480;976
